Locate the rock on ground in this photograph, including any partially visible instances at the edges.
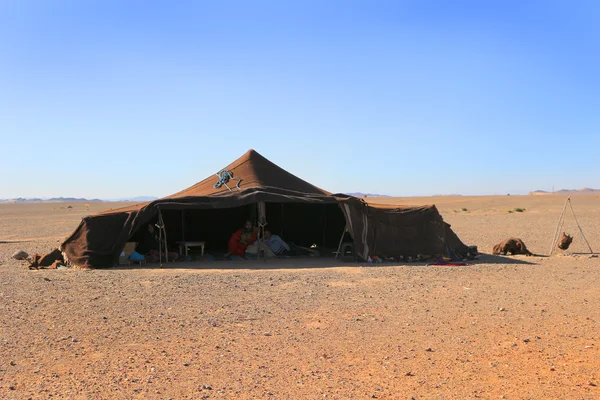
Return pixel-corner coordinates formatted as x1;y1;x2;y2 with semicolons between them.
12;250;28;260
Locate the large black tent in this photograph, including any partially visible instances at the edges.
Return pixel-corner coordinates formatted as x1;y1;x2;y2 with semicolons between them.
61;150;468;268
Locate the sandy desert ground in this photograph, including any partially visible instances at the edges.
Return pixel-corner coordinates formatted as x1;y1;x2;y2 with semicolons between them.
1;195;600;399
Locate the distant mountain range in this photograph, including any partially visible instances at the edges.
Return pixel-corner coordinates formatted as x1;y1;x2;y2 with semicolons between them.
0;196;159;204
106;196;159;202
346;192;390;197
529;188;600;195
2;189;597;204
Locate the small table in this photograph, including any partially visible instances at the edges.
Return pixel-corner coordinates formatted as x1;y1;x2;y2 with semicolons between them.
178;241;206;257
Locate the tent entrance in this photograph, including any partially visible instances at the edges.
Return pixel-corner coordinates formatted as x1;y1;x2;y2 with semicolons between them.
159;202;347;257
264;202;347;249
160;204;255;255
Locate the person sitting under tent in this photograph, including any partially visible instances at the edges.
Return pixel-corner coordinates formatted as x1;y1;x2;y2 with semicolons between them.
264;230;291;256
227;220;257;257
245;240;276;259
245;231;289;258
135;223;160;262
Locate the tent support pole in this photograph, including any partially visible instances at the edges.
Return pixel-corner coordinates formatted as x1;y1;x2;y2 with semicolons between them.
256;202;261;261
322;205;327;248
257;202;267;262
335;224;348;259
181;210;186;243
158;221;162;268
181;209;186;261
158;209;169;263
281;204;284;237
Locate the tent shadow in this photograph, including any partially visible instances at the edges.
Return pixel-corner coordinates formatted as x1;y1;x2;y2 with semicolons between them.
472;253;543;265
107;253;548;270
0;240;34;244
109;257;374;271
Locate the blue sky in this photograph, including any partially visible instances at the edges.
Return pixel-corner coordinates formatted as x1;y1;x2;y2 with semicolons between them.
1;0;598;198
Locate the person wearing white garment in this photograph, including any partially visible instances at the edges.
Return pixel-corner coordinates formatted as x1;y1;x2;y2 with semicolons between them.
264;230;290;256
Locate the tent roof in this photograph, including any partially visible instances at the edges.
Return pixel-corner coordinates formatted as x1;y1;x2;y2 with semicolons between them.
98;149;440;216
100;149;332;215
166;149;331;199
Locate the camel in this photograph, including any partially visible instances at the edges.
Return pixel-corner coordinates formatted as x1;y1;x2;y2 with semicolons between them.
492;237;533;256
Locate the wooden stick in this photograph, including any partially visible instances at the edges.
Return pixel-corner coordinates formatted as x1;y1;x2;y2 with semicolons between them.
568;200;594;254
281;204;284;237
181;210;185;243
163;225;169;263
335;224;348;259
256;201;267;262
322;205;327;248
552;208;566;254
159;210;169;262
549;196;569;255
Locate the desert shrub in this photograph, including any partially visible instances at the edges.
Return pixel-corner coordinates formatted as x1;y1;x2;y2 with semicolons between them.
514;208;526;213
460;208;468;212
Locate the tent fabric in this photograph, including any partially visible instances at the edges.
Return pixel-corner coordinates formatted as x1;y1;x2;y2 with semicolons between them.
164;149;332;199
60;149;468;268
338;201;468;260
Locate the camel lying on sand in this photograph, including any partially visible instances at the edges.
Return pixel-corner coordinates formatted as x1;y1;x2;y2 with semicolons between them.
492;238;533;256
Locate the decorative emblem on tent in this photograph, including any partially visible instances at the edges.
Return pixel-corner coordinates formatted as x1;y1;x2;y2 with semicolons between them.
213;169;242;191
